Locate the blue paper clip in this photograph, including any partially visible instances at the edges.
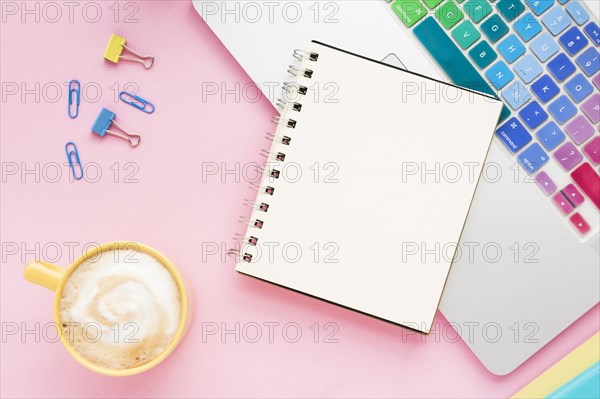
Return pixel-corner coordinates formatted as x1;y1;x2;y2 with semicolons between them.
119;91;155;114
65;142;83;180
68;80;80;119
91;107;141;147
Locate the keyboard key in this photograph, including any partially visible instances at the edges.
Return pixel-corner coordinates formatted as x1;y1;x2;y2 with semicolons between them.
465;0;492;23
514;54;543;82
481;15;509;43
554;141;583;170
392;0;427;27
497;0;525;21
563;183;586;206
583;22;600;46
565;1;589;25
558;0;569;4
452;20;481;48
423;0;444;8
536;171;557;194
569;213;591;235
548;95;577;123
514;12;542;41
564;73;593;103
531;74;560;103
485;61;515;89
469;41;497;68
519;101;548;128
565;115;595;144
581;93;600;123
436;0;464;29
594;73;600;88
575;47;600;76
541;7;572;35
547;53;576;81
571;162;600;209
524;0;554;15
530;32;560;61
497;34;526;63
536;121;566;150
518;143;549;173
553;192;574;214
496;117;532;152
559;27;589;55
583;136;600;164
413;17;497;97
502;80;532;109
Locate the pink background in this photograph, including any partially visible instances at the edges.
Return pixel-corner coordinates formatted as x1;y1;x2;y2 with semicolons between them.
1;1;598;397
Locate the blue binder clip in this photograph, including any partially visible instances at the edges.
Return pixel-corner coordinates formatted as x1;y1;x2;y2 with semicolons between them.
119;91;155;114
65;142;83;180
91;108;141;147
68;80;80;119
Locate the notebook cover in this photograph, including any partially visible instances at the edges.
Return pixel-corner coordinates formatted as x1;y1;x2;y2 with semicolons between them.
548;362;600;399
512;332;600;398
236;41;503;333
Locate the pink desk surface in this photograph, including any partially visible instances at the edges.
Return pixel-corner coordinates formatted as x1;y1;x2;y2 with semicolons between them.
1;1;598;397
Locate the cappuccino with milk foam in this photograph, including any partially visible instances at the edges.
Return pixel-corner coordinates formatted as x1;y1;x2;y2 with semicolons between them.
59;249;182;370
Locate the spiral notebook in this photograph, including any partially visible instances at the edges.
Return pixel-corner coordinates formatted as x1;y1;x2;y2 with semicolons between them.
233;41;503;333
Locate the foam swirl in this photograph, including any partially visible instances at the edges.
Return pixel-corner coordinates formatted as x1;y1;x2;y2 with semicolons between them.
59;249;181;370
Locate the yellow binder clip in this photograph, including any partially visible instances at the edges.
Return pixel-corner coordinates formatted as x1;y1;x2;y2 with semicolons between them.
103;34;154;69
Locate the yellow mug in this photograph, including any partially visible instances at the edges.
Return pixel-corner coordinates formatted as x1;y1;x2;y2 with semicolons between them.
23;241;189;377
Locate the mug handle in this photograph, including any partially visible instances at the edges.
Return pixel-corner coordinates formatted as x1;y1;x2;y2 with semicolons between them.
24;261;66;291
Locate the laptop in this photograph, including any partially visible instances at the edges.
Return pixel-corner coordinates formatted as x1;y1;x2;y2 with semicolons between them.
193;0;600;375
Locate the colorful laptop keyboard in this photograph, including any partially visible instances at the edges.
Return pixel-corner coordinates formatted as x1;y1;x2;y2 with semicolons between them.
390;0;600;239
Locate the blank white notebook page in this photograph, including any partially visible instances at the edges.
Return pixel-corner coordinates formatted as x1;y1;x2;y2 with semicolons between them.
236;41;503;333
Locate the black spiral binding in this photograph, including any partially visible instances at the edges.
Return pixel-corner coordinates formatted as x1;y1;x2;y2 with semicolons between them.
227;49;319;263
